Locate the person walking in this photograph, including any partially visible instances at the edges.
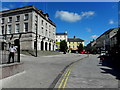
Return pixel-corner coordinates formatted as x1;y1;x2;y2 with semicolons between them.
7;44;17;64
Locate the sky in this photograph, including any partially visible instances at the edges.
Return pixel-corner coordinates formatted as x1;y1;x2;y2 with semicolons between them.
1;2;118;45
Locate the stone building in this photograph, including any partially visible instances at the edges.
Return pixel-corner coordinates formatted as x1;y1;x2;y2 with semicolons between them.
0;5;56;51
55;32;68;51
109;28;118;48
96;28;119;53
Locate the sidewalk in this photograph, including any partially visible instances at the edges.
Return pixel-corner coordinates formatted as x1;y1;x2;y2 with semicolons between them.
56;55;119;88
1;53;87;88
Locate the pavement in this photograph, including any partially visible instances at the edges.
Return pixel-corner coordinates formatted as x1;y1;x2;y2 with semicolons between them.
1;53;119;89
55;54;119;88
1;53;87;88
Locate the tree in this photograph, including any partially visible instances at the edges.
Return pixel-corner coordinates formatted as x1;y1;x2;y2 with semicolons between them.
78;43;84;53
60;40;68;52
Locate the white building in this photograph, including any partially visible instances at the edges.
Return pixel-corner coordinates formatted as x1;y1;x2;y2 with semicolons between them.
56;32;68;42
55;32;68;50
0;5;56;51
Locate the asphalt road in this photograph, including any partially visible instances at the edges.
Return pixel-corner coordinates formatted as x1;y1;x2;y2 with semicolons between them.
1;53;119;88
55;54;119;88
2;53;87;88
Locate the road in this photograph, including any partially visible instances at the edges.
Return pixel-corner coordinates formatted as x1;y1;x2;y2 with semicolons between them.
1;53;119;88
55;54;119;88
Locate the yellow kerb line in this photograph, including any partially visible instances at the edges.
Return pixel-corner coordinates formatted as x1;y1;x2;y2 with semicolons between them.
62;69;71;89
58;68;70;89
58;65;73;90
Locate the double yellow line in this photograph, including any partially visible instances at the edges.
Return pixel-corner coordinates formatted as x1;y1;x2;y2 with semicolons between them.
58;65;73;90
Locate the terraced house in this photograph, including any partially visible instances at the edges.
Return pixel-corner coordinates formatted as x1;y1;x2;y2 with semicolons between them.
67;36;84;53
0;5;56;51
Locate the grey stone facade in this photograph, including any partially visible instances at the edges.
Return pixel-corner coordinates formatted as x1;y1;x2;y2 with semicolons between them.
0;5;56;51
96;28;119;52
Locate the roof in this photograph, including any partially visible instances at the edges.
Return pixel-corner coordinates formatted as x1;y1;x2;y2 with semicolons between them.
56;33;67;35
96;28;116;40
0;5;56;27
68;38;84;42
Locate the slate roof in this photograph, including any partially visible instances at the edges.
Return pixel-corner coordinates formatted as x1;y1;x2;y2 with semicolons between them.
68;38;84;42
56;33;67;35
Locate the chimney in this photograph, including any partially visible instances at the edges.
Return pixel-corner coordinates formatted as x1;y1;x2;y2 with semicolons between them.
74;36;76;38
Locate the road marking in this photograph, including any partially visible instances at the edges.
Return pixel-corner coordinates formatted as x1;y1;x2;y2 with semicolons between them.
58;68;70;89
58;65;73;90
62;69;71;89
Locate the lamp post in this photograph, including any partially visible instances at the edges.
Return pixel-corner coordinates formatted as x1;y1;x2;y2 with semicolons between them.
35;24;38;57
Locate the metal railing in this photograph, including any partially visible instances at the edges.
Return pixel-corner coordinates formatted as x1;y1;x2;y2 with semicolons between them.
0;42;19;64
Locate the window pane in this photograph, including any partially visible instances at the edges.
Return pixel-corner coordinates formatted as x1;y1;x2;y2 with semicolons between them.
24;14;29;20
1;18;4;24
8;25;12;34
16;16;20;21
1;26;4;34
24;23;28;32
8;17;12;22
41;20;43;25
16;24;20;33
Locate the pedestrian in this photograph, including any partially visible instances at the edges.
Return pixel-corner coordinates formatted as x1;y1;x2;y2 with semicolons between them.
7;44;17;64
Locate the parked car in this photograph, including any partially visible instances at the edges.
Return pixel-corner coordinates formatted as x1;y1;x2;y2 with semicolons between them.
80;51;87;54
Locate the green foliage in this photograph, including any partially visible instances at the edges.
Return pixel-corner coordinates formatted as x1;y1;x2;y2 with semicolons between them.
78;43;84;52
60;40;68;52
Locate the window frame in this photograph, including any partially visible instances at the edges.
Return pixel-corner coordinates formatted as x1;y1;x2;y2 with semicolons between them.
24;23;28;32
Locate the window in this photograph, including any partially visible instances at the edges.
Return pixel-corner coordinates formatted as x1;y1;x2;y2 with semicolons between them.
41;27;43;34
16;16;20;22
8;17;12;23
35;24;37;31
35;15;38;21
1;18;4;24
49;31;51;37
46;23;47;28
45;30;47;36
24;23;28;32
15;24;20;33
73;46;74;48
8;25;12;34
24;14;29;20
1;26;4;34
41;20;44;25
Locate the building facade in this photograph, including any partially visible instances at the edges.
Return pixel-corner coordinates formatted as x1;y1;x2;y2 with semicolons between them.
109;28;118;48
0;5;56;51
96;28;119;53
55;32;68;51
67;36;84;53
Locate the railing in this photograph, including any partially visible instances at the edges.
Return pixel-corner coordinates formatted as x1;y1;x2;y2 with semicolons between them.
0;50;18;64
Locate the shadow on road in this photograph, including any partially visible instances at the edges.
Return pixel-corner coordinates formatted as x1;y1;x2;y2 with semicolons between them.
98;56;120;80
100;67;120;80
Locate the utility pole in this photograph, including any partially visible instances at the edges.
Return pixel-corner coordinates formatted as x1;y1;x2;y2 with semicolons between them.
36;24;38;57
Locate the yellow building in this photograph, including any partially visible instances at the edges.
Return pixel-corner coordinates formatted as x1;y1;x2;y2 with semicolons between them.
67;36;84;53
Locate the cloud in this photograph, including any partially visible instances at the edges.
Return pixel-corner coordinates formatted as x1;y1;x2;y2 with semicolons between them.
55;11;81;22
91;35;98;39
0;8;10;11
81;11;95;18
86;28;92;32
109;20;115;25
55;10;95;22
